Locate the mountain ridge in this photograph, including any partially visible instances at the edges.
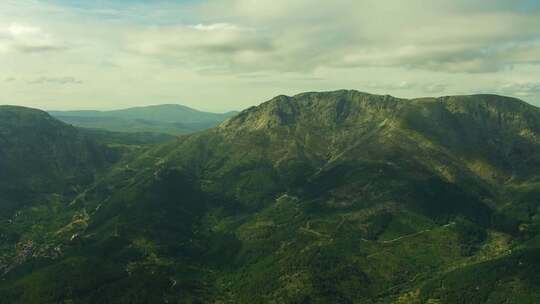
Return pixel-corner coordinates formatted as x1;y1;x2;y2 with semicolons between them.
221;90;540;132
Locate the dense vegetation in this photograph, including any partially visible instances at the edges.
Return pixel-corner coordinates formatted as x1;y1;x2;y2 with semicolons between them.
1;91;540;303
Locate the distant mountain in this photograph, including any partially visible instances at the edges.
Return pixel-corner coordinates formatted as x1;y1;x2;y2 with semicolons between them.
49;104;238;135
2;91;540;303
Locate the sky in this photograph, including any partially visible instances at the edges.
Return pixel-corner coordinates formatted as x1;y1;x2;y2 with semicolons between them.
1;0;540;112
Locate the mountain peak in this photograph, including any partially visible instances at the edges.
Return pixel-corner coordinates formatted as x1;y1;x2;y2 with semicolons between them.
0;105;53;117
114;103;199;113
0;106;111;199
0;105;64;129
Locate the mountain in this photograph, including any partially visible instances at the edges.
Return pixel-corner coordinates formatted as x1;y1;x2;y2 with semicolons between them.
1;91;540;303
49;104;238;135
0;106;118;283
0;106;114;206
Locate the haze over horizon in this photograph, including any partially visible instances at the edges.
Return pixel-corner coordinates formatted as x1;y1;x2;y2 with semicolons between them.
1;0;540;112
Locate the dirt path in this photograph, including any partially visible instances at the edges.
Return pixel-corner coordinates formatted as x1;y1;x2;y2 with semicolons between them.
299;220;330;238
380;222;456;244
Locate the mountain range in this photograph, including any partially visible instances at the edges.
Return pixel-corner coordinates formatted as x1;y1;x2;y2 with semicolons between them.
1;90;540;303
49;104;238;135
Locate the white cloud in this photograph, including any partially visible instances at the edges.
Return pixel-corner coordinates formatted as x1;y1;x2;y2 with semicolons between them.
0;23;66;53
193;0;540;74
500;82;540;97
362;81;448;94
126;22;272;71
189;23;244;32
423;84;448;94
7;24;41;36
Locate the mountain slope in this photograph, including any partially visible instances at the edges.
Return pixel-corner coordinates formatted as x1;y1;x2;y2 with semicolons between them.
1;91;540;303
0;106;114;206
0;106;118;281
50;104;238;135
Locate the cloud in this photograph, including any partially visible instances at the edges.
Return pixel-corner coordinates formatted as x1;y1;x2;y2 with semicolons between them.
2;0;540;110
423;84;448;94
126;22;274;71
28;76;83;85
187;0;540;74
189;23;243;32
500;82;540;97
11;1;538;76
362;81;448;94
363;81;416;91
0;23;67;54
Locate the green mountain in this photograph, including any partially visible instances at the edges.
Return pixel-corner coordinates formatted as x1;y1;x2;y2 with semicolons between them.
0;106;118;283
49;104;238;135
1;91;540;303
0;106;114;207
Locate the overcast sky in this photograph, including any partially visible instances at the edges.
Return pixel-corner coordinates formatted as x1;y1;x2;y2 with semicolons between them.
1;0;540;112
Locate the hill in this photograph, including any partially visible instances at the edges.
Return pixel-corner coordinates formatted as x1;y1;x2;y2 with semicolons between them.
0;106;114;205
49;104;238;135
0;106;119;281
1;91;540;303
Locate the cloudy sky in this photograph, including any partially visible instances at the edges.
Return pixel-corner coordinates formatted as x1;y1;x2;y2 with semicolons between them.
1;0;540;112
